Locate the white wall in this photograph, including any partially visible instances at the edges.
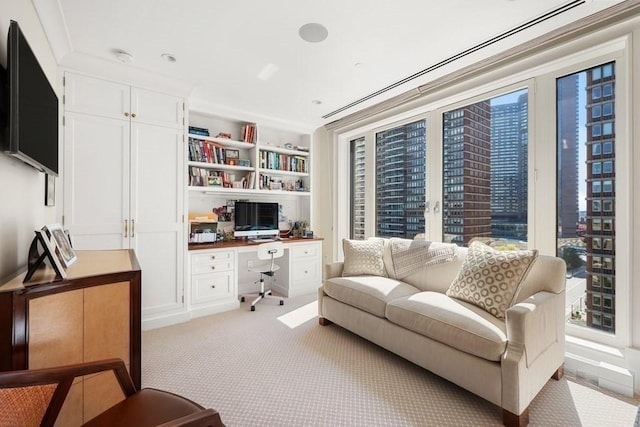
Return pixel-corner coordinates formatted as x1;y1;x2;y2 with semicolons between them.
0;1;58;281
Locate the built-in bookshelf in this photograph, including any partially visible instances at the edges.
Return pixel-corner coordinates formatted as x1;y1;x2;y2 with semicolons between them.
187;111;312;196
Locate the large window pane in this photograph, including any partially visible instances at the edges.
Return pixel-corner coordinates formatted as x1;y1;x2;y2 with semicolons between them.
350;137;366;239
442;89;528;246
557;62;616;333
375;120;426;239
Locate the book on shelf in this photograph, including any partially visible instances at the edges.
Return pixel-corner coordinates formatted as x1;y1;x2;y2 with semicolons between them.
188;126;210;136
189;137;226;164
240;124;256;143
259;151;308;173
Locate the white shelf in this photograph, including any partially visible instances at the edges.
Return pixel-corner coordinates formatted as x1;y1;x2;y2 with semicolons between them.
259;144;310;157
258;168;309;178
188;161;254;172
188;133;256;150
188;186;311;196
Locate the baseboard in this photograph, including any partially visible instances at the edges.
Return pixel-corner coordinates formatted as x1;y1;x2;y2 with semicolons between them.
189;300;240;319
564;338;636;397
143;311;191;331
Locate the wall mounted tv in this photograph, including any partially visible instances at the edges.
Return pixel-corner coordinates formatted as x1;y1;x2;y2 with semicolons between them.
1;20;59;176
234;202;279;238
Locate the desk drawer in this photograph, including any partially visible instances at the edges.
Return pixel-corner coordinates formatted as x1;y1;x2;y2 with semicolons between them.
290;244;320;260
191;250;234;265
291;259;321;284
192;271;233;303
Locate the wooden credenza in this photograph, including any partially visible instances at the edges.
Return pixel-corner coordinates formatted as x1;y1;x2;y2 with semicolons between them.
0;250;141;426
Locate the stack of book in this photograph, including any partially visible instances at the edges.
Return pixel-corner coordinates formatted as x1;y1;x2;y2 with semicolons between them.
188;126;210;137
259;151;308;173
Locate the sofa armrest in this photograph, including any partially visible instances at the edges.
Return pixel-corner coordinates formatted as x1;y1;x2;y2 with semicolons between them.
501;290;565;415
324;262;344;280
505;290;564;365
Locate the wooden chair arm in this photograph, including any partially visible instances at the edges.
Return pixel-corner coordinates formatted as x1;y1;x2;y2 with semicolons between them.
156;408;225;427
0;358;136;427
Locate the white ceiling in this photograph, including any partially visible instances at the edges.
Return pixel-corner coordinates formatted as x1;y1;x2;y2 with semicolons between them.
34;0;625;129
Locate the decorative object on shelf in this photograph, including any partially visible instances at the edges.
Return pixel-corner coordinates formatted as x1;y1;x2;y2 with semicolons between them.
44;223;77;268
45;174;55;207
303;230;314;239
270;182;282;191
238;159;251;167
216;132;232;139
284;143;294;149
24;229;67;282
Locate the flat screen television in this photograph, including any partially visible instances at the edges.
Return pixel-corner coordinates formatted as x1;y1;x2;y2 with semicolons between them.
234;202;279;238
1;20;59;176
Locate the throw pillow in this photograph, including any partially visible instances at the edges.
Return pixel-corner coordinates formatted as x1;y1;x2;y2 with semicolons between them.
446;241;538;319
342;238;387;277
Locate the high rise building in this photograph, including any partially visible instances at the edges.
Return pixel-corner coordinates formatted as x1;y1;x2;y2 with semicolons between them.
490;93;529;240
375;120;426;239
442;101;492;245
585;62;616;332
557;75;581;238
350;137;366;240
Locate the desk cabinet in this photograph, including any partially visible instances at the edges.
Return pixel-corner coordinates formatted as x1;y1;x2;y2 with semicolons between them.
288;242;322;297
188;239;322;317
0;250;141;426
189;248;238;318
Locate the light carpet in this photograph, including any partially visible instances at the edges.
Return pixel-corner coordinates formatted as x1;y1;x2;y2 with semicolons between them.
142;293;639;426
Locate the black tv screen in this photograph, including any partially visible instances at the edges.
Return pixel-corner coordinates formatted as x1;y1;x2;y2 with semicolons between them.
1;20;59;176
234;202;279;235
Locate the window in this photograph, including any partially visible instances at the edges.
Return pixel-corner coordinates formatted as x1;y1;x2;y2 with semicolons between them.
349;120;427;240
442;89;528;246
557;62;617;333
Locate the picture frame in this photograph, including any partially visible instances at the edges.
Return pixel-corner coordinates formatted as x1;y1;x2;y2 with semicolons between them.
45;174;55;206
225;149;239;159
44;223;77;268
23;230;67;281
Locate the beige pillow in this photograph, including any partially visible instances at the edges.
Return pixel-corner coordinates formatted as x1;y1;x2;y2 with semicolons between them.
342;238;387;277
446;241;538;319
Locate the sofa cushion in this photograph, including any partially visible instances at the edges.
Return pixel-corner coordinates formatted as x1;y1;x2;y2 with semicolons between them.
385;292;508;361
446;241;538;320
324;276;420;318
342;238;387;277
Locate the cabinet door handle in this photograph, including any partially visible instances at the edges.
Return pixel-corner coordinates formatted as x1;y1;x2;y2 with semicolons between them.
131;113;137;118
211;284;216;289
131;219;135;237
124;112;129;117
124;219;128;237
211;255;216;260
211;266;216;270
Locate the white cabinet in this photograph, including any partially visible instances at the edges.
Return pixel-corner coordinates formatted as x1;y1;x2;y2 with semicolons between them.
188;248;238;318
288;242;322;297
63;72;185;325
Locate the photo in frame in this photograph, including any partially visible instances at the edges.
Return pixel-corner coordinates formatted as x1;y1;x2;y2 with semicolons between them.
23;229;67;282
44;224;77;268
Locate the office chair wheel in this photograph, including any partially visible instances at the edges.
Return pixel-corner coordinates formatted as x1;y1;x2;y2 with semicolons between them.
280;300;284;305
251;305;255;312
240;296;245;302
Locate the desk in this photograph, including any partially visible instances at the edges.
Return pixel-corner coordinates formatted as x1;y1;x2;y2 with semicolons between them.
187;238;322;317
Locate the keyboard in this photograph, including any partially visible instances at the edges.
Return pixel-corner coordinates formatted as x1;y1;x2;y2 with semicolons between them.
249;237;277;243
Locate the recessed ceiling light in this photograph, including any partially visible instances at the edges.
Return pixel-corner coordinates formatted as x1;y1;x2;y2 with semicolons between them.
113;49;134;63
354;62;364;68
311;99;322;105
161;53;177;63
298;23;328;43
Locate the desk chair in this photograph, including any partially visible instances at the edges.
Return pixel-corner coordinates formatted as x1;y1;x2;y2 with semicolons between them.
240;241;284;311
0;358;224;427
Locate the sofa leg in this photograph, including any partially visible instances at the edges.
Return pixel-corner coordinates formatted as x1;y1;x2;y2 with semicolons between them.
502;407;529;427
318;317;333;326
552;365;564;380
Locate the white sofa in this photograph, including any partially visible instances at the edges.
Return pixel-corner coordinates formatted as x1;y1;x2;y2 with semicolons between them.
318;239;566;427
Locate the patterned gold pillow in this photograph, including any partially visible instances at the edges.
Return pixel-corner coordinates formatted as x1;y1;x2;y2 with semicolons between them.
342;238;387;277
446;241;538;319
